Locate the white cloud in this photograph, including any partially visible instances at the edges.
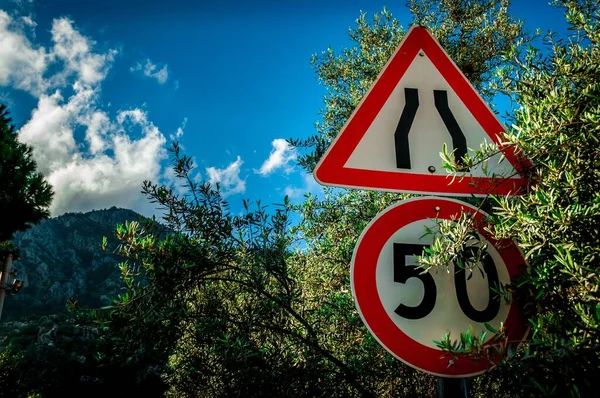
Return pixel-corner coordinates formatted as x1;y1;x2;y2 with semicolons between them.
283;185;303;199
169;116;187;141
9;0;35;14
206;156;246;197
4;13;171;217
116;108;147;125
84;110;110;154
172;127;183;140
17;14;36;38
284;173;323;200
0;11;117;96
18;86;168;215
131;58;169;84
20;15;35;27
0;10;47;95
50;17;117;86
18;87;82;175
257;138;297;176
11;0;35;6
19;14;36;38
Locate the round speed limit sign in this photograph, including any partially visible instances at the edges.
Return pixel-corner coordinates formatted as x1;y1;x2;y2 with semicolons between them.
351;197;528;377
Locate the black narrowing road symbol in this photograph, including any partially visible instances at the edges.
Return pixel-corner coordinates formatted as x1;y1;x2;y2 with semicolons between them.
394;88;469;169
394;88;419;169
434;90;468;168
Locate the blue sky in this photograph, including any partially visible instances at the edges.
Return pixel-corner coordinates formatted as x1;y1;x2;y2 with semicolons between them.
0;0;569;218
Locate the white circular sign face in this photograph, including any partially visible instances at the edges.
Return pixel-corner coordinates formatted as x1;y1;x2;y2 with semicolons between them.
375;219;511;349
351;197;529;377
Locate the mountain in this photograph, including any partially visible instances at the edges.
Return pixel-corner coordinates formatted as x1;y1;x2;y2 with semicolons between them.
5;207;147;321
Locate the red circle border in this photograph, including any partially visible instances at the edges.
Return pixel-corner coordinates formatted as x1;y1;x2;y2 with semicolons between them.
351;197;528;377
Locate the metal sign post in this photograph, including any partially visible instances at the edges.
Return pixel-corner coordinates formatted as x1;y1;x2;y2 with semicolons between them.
437;377;469;398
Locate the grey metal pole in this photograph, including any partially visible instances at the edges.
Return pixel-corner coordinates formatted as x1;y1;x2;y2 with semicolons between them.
437;377;469;398
0;253;13;321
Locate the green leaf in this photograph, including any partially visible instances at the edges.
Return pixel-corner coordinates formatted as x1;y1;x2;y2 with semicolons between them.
484;322;498;334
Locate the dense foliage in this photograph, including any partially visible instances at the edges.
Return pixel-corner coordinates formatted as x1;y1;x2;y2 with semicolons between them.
89;143;435;397
0;314;164;397
425;1;600;395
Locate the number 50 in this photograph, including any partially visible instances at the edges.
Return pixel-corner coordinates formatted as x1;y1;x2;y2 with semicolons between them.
393;243;501;323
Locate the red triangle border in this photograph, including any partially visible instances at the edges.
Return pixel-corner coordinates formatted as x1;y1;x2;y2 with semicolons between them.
313;26;531;197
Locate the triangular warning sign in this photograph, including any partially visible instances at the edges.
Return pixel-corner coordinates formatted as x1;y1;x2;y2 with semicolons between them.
313;26;531;197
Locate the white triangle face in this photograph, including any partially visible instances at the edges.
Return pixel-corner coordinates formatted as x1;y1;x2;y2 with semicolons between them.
344;51;516;179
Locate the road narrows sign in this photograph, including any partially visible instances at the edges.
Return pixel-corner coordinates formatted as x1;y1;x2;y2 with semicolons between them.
313;26;532;197
351;197;529;377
